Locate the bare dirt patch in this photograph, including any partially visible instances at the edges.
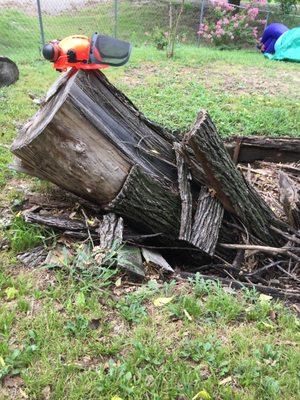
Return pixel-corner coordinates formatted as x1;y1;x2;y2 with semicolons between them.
123;62;300;99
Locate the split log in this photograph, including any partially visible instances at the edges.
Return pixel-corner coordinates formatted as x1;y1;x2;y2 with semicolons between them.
18;246;47;268
225;136;300;164
183;110;285;246
174;143;224;255
117;246;145;278
0;57;19;87
190;187;224;256
278;171;300;229
96;213;123;250
141;248;174;272
174;143;193;241
24;212;86;231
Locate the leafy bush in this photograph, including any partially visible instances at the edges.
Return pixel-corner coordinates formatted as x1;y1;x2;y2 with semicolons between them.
278;0;299;14
198;0;266;47
147;27;169;50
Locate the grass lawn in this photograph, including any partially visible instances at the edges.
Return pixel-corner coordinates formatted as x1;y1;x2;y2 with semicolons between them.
0;45;299;399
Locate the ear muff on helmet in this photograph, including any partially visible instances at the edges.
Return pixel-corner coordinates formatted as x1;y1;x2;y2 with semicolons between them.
42;43;59;62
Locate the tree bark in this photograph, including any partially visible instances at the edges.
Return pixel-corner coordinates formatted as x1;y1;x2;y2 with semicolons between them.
190;187;224;256
278;171;300;229
225;136;300;164
183;110;285;246
107;165;181;237
96;213;123;250
174;143;193;241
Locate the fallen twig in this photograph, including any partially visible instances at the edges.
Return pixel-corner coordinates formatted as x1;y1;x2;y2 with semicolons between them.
276;264;300;283
271;226;300;245
220;243;300;263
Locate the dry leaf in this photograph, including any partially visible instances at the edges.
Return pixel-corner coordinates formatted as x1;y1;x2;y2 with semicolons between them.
42;385;51;400
261;321;275;330
183;309;193;321
192;389;211;400
19;388;29;399
219;376;232;385
259;294;273;303
153;297;173;307
208;188;217;197
69;211;77;219
115;277;122;287
269;310;276;320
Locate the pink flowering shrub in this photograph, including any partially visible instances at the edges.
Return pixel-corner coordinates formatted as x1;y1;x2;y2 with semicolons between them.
198;0;267;47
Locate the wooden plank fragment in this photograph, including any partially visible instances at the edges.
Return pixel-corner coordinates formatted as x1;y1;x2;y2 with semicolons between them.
141;248;174;272
24;212;86;231
174;142;193;241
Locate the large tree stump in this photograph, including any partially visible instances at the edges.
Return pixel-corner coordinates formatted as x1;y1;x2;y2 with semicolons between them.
11;70;287;258
11;70;177;207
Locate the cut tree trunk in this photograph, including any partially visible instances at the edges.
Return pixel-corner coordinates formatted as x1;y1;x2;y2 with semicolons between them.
11;69;177;207
225;136;300;164
183;110;285;246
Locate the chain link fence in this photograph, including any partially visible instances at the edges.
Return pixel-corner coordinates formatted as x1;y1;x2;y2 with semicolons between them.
0;0;299;61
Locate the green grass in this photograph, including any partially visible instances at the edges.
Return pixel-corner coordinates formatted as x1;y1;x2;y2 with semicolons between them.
0;15;300;399
0;268;299;399
1;3;299;61
7;216;52;253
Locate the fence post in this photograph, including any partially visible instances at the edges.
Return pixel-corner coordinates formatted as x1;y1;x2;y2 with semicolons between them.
36;0;45;49
114;0;119;38
197;0;205;47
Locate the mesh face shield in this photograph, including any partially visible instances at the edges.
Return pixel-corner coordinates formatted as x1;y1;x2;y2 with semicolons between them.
89;33;132;66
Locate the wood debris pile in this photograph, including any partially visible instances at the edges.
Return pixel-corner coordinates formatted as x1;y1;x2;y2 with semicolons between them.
8;70;300;301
